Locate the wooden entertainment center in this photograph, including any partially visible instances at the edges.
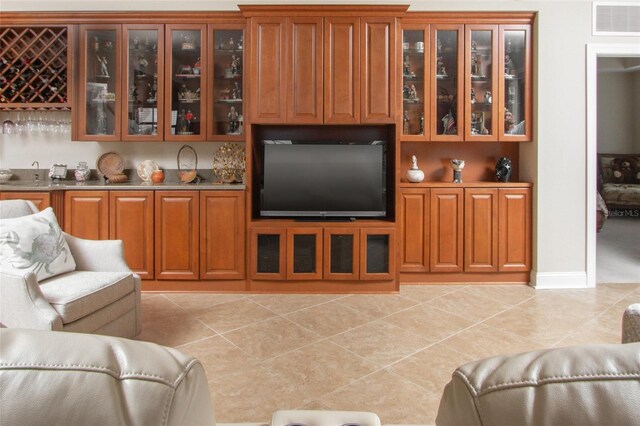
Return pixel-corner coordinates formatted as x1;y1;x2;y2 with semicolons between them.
0;6;534;292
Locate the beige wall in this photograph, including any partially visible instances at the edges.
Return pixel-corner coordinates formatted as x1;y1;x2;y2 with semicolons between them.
2;0;640;285
597;59;640;154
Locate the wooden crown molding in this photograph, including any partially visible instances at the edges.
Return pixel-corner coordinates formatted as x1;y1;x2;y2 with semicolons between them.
239;4;409;17
401;11;536;25
0;11;245;25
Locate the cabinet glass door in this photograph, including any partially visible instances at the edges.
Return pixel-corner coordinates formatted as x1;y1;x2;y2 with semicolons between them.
252;228;286;280
324;228;359;280
123;25;163;141
78;25;121;141
401;28;427;140
499;26;531;141
210;27;244;140
286;228;322;280
465;26;497;141
165;25;206;141
430;25;463;141
360;228;395;280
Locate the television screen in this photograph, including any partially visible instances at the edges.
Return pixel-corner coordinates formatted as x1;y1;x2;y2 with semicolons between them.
261;142;386;218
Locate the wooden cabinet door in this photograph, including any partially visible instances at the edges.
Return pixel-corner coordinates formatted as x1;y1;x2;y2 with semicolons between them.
499;188;531;271
360;17;395;123
155;191;199;280
0;192;51;211
324;228;360;280
430;188;463;272
286;227;323;280
399;188;429;272
324;17;360;124
251;227;286;280
250;17;287;123
110;191;154;280
200;191;245;280
287;17;323;124
63;191;109;240
360;227;395;280
464;188;498;272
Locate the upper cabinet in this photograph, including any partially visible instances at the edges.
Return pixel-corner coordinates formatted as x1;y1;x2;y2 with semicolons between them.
209;24;246;140
246;7;398;125
164;24;207;141
122;24;164;141
77;25;122;141
498;25;531;141
400;17;532;142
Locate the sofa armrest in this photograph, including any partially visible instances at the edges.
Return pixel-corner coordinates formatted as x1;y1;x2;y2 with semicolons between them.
64;233;131;272
623;304;640;344
436;343;640;426
0;271;62;330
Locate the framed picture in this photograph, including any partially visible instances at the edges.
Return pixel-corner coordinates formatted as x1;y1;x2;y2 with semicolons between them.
49;164;68;180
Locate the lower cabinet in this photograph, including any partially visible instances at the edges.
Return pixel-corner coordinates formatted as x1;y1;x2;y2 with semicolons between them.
62;189;245;281
0;191;51;211
399;185;531;275
251;225;395;281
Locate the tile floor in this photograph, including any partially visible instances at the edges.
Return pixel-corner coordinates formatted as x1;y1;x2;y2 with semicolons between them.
136;283;640;424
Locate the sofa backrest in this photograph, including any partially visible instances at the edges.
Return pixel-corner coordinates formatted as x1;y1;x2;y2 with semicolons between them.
0;328;214;425
0;199;38;219
436;342;640;426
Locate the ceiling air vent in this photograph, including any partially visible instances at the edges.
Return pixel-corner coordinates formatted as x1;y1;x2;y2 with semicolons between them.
593;2;640;36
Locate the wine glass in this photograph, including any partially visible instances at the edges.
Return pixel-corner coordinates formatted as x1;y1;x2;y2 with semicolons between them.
2;119;16;136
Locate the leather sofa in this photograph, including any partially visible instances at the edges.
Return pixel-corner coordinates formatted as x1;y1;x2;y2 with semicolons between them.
1;308;639;425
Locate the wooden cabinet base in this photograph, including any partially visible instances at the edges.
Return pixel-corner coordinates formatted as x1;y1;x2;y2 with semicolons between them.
400;271;530;285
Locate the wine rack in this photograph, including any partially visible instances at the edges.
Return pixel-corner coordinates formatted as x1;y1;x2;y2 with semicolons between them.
0;26;70;109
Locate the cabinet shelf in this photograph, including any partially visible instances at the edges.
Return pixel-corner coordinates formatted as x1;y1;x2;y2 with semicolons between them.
174;74;201;78
216;99;243;103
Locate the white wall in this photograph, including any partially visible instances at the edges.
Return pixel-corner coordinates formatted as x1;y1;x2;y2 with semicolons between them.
2;0;640;285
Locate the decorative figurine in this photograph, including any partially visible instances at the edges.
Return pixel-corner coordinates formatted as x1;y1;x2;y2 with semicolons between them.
406;155;425;183
437;38;443;54
228;37;235;50
470;88;476;104
147;76;157;102
185;110;194;132
237;36;243;50
471;40;477;51
504;55;514;76
104;41;113;51
230;55;241;75
471;54;479;76
133;37;140;50
419;111;424;135
403;110;410;134
181;34;195;50
442;110;457;135
484;91;492;104
94;36;100;52
177;109;187;134
403;55;412;76
505;108;514;133
130;85;138;102
451;159;465;183
232;81;242;99
96;55;109;77
96;106;107;135
227;106;239;134
144;37;151;51
409;84;418;101
193;57;201;75
495;157;513;183
136;55;149;76
403;84;411;100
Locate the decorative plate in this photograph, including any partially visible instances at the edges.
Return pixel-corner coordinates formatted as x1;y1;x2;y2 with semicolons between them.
136;160;159;183
96;152;125;177
212;142;245;183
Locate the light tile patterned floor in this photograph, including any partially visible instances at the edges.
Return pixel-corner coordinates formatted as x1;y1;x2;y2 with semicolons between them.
136;284;640;424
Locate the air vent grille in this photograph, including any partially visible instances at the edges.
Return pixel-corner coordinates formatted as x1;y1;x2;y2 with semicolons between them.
593;2;640;36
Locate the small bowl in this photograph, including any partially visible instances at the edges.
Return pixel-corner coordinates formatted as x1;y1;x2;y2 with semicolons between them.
0;169;13;183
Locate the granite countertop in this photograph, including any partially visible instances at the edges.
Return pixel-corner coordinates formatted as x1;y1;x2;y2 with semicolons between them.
0;180;245;191
0;168;246;191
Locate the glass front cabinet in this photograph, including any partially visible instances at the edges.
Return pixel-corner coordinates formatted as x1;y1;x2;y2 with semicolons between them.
165;25;207;141
77;25;122;141
465;25;498;141
400;23;530;142
209;25;245;140
498;25;531;141
123;25;164;141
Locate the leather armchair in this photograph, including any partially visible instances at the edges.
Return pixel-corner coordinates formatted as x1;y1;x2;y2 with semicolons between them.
0;199;141;338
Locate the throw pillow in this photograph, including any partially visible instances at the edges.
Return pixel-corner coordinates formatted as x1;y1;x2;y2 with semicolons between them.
0;207;76;281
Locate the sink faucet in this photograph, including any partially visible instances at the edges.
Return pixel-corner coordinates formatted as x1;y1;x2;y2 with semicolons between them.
32;161;39;182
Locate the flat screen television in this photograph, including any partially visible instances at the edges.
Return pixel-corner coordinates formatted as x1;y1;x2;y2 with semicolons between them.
260;141;386;218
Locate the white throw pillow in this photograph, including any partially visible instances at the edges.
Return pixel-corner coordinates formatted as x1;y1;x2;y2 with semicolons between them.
0;207;76;281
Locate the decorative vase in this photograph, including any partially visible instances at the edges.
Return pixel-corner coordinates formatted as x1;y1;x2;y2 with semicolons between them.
451;159;465;183
406;155;425;183
151;169;165;183
75;162;90;182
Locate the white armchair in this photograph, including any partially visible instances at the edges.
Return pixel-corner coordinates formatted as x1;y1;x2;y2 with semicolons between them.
0;199;141;338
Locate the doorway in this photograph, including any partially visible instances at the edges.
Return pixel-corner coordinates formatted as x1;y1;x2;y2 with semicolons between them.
586;44;640;287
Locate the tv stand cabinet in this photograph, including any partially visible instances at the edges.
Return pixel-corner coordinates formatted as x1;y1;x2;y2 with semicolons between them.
249;221;397;292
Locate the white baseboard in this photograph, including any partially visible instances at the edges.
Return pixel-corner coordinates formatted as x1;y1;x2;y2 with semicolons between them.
530;271;592;289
